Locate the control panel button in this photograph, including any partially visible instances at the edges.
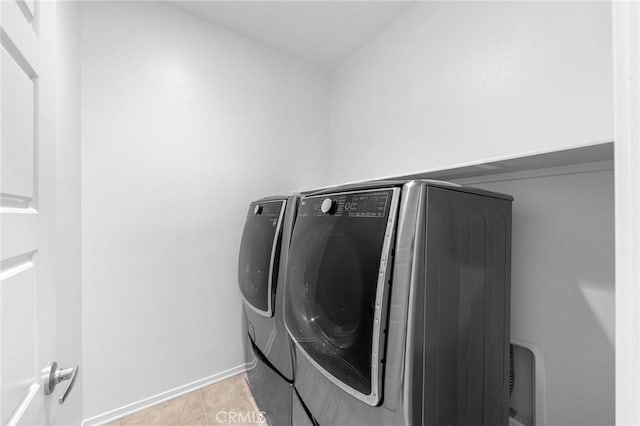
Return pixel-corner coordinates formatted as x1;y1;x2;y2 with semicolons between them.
321;198;336;214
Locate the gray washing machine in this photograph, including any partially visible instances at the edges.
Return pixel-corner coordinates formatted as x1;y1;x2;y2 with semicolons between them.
284;180;513;425
238;195;298;426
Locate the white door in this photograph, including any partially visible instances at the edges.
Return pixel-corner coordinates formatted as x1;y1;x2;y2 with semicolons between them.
1;1;77;424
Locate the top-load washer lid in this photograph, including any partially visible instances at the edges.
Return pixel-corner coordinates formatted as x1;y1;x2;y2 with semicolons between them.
284;187;401;406
238;198;287;317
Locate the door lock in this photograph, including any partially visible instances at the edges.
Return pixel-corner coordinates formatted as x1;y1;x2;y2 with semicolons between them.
43;361;79;404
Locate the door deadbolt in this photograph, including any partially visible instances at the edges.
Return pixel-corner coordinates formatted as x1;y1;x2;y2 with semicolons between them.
43;361;79;404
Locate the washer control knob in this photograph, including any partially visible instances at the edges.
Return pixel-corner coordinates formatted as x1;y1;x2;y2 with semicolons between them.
253;204;263;215
321;198;336;215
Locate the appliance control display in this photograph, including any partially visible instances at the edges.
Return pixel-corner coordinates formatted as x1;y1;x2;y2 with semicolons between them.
349;193;389;218
250;201;283;227
302;191;391;218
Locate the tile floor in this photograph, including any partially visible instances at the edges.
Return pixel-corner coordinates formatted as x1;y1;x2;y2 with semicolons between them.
108;374;267;426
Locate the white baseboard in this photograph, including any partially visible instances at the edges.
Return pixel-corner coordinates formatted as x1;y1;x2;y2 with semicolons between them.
82;364;247;426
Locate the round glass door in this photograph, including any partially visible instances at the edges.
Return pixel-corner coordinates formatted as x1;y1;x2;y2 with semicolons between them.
285;189;399;403
238;200;285;316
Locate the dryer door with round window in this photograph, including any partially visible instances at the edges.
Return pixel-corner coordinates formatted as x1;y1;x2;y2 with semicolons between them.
284;188;400;406
238;199;286;317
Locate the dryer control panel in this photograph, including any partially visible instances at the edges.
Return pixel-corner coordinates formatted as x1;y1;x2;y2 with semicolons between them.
302;191;390;218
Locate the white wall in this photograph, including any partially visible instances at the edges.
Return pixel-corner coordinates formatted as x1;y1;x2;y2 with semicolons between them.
55;1;83;424
330;2;613;184
458;169;615;426
80;1;329;419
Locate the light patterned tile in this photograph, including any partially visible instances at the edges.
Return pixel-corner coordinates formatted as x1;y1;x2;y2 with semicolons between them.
117;405;163;426
171;413;208;426
201;375;266;425
114;374;263;426
162;392;206;425
201;377;246;412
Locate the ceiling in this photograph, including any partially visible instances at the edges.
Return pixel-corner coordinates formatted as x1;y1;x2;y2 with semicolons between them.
164;1;416;69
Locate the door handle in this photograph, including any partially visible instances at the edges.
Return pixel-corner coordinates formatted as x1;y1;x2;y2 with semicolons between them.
43;361;79;404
